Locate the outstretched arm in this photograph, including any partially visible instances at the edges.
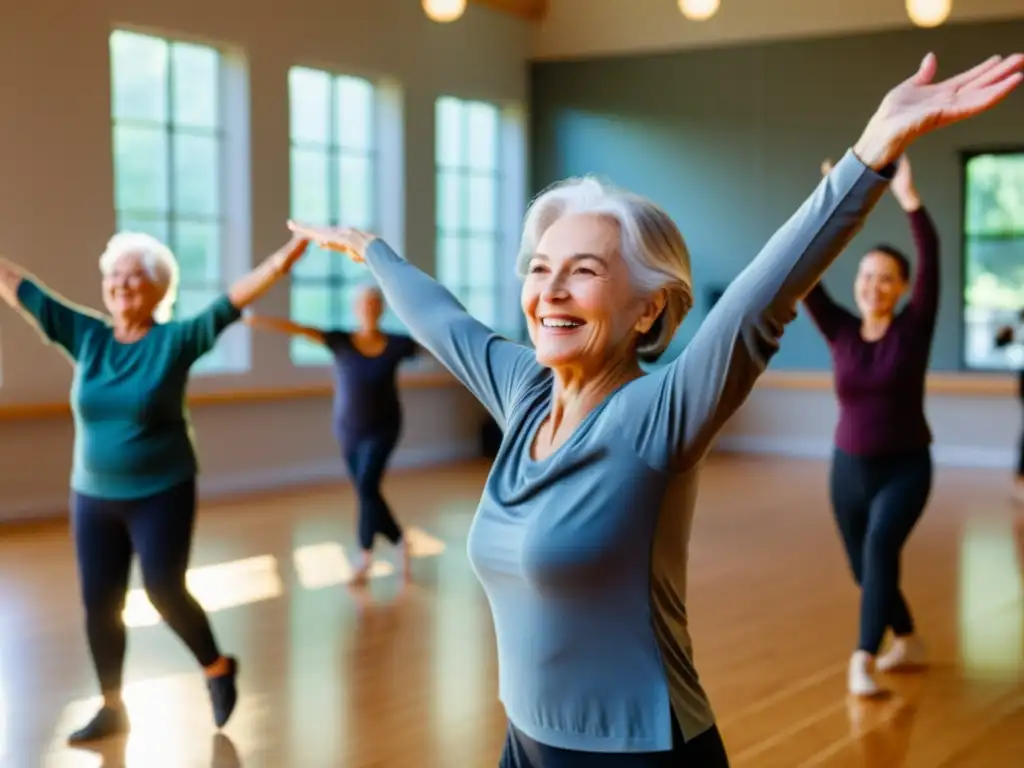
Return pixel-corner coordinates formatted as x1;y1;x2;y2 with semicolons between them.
0;258;23;307
631;150;894;471
244;312;325;345
178;237;310;362
801;159;858;341
0;257;103;359
804;283;857;342
891;159;939;325
285;224;541;429
226;238;309;310
629;51;1023;473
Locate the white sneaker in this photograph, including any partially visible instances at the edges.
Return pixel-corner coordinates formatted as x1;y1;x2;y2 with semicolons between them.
876;636;927;672
848;651;884;697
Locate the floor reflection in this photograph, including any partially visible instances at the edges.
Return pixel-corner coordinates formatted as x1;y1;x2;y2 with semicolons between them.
958;517;1024;679
846;674;926;768
122;555;283;629
51;734;240;768
2;460;1022;766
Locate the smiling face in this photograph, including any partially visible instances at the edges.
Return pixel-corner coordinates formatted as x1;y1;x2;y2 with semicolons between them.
854;251;907;319
101;252;166;323
522;212;662;374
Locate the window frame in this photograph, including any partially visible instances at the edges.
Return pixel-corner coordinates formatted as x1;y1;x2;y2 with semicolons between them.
959;145;1024;373
287;66;382;367
108;27;248;375
434;95;506;335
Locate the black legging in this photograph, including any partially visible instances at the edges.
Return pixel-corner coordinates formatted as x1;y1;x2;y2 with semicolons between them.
500;717;730;767
72;478;221;693
342;424;403;551
829;448;932;655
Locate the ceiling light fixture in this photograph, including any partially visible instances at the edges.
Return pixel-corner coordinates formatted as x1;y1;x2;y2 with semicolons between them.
906;0;952;28
423;0;467;23
678;0;721;22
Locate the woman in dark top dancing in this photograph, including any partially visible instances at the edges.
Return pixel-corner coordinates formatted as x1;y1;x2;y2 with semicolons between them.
804;155;938;697
246;285;418;583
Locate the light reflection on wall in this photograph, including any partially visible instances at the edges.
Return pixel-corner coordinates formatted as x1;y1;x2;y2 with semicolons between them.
958;519;1024;678
122;555;283;628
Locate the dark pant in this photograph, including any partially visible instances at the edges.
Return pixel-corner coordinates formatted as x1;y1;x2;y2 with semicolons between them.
500;718;729;768
72;478;222;694
342;425;403;551
829;448;932;654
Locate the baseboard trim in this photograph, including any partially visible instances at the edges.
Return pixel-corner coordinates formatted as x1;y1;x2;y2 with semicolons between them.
714;435;1015;469
0;439;482;525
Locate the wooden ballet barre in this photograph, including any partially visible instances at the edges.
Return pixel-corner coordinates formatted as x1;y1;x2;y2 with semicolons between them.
756;370;1015;396
0;369;459;422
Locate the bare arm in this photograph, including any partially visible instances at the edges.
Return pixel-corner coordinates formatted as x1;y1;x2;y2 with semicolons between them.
226;237;310;310
0;257;25;307
173;237;311;364
244;313;325;344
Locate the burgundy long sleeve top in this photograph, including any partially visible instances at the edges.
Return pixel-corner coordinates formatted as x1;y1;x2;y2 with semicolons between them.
803;207;939;457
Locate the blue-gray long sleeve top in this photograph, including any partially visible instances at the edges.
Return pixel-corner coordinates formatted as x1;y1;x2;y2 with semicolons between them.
361;148;894;752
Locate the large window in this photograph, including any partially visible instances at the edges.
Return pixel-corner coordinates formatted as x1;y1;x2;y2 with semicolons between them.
963;151;1024;370
435;96;504;329
110;29;237;373
288;67;377;365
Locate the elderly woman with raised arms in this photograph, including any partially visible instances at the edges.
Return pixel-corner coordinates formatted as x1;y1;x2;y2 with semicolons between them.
298;52;1020;767
0;233;309;743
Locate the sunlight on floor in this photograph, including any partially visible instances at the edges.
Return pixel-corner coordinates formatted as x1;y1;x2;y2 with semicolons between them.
44;673;257;768
122;529;447;626
292;527;445;589
122;555;283;628
958;517;1024;677
404;526;447;557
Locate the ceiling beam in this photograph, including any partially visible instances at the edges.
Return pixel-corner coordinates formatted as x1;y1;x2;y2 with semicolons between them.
470;0;547;22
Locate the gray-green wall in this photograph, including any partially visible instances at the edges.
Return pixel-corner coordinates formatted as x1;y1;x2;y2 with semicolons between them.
530;20;1024;371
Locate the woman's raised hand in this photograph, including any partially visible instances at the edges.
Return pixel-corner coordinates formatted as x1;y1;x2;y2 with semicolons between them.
287;221;377;263
890;155;922;211
854;52;1023;170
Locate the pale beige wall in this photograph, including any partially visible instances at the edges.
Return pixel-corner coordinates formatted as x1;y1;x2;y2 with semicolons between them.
0;0;530;520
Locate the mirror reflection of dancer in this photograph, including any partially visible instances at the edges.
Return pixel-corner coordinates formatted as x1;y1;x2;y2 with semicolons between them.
993;312;1024;502
245;285;419;584
803;156;936;697
0;234;310;743
291;53;1023;767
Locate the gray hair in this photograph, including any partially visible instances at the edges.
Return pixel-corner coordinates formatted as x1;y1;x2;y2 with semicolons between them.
516;176;694;361
98;232;180;323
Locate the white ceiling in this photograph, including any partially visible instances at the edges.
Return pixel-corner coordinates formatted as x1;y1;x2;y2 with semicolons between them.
532;0;1024;60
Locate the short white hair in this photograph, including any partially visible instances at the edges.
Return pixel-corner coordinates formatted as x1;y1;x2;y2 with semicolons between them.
516;176;694;361
98;232;180;323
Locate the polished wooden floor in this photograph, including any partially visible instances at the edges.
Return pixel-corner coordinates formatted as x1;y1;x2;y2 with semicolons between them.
0;455;1022;767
